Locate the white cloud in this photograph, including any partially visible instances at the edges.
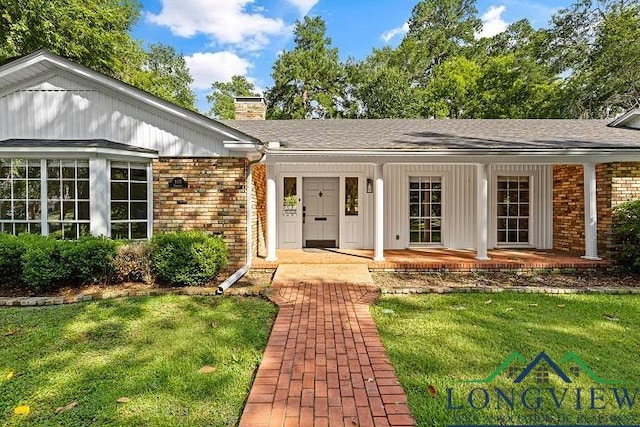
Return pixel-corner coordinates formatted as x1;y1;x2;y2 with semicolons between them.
476;5;509;39
147;0;286;51
185;52;252;90
381;22;409;43
285;0;319;16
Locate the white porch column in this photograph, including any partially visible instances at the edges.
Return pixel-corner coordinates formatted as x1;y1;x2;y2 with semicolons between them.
476;163;490;261
89;158;108;237
266;166;278;262
582;163;601;260
374;163;385;262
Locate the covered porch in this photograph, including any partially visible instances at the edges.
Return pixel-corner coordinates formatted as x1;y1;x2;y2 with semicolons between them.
252;248;612;272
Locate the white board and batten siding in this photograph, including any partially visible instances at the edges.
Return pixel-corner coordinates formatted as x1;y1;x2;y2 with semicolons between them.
384;164;553;250
272;163;375;249
0;73;231;157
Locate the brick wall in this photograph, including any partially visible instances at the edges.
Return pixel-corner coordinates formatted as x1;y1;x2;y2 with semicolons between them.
553;163;640;258
252;163;267;258
153;157;248;268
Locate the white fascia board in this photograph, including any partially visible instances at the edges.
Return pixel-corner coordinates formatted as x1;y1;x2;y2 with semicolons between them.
608;109;640;128
264;149;640;165
223;140;263;151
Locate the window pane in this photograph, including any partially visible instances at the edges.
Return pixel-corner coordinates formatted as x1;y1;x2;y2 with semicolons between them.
0;182;10;199
0;201;10;220
131;222;148;239
48;181;60;199
131;202;147;219
130;183;147;201
28;202;41;220
62;164;75;179
111;167;128;180
131;167;147;181
28;165;41;179
61;181;75;199
345;177;358;216
111;222;129;239
13;201;26;220
78;201;90;220
111;202;128;220
63;223;78;239
14;223;27;235
111;182;128;200
77;181;89;199
48;222;62;239
77;166;89;179
63;201;76;220
47;162;60;178
28;181;41;199
14;180;26;199
48;201;61;220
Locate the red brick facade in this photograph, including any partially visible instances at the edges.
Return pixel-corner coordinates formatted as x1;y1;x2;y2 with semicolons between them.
553;163;640;258
153;157;248;268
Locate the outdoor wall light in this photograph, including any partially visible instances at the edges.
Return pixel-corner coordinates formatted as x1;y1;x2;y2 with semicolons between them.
169;177;188;188
366;178;373;193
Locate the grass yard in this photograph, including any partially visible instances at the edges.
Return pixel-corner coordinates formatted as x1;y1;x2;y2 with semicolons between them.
0;295;277;426
371;293;640;426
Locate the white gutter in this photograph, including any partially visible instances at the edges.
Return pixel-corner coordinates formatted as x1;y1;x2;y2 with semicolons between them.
217;153;266;294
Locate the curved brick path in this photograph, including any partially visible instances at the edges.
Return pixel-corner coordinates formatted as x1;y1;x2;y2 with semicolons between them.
239;278;416;427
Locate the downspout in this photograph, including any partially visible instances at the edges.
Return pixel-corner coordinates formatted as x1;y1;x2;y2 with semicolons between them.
217;152;266;294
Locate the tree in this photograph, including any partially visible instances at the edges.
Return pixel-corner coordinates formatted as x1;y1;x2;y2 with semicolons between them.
207;75;259;119
130;44;196;111
266;16;344;119
0;0;142;78
545;0;640;117
400;0;481;83
423;56;480;118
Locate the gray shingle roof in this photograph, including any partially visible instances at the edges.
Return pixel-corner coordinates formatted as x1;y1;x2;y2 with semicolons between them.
221;119;640;151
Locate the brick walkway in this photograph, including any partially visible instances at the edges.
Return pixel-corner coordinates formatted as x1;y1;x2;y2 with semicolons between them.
239;281;416;427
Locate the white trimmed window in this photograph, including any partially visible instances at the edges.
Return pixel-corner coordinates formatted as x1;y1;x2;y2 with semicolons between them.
46;160;91;239
0;159;43;235
110;162;149;239
497;176;530;244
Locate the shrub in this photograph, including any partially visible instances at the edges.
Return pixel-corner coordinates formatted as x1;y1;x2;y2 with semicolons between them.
112;241;154;284
612;199;640;270
150;231;229;286
61;236;120;285
20;235;72;291
0;233;27;284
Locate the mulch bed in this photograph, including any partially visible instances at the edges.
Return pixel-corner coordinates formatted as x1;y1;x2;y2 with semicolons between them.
372;270;640;289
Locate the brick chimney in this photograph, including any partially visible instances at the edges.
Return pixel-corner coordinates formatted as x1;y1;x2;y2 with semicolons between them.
234;96;266;120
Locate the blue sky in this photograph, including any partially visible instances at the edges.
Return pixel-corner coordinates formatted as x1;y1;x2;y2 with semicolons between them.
132;0;570;113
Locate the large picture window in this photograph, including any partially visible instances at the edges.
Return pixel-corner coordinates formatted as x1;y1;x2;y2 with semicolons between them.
0;159;42;235
409;176;442;244
110;162;149;239
497;176;530;244
47;160;90;239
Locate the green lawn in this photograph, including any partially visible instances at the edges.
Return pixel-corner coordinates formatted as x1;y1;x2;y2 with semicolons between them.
371;293;640;426
1;295;277;426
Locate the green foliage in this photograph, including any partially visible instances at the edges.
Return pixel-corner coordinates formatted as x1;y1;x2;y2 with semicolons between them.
611;199;640;270
19;235;71;291
545;0;640;117
129;43;197;111
151;231;229;286
207;75;259;119
112;241;154;284
0;0;142;77
0;1;197;111
61;236;120;284
266;16;345;119
0;233;26;283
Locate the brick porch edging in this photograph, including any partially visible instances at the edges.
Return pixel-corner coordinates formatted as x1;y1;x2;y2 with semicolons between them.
3;285;640;308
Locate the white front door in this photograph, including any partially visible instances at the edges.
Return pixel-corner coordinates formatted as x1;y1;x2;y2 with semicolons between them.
303;177;339;248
